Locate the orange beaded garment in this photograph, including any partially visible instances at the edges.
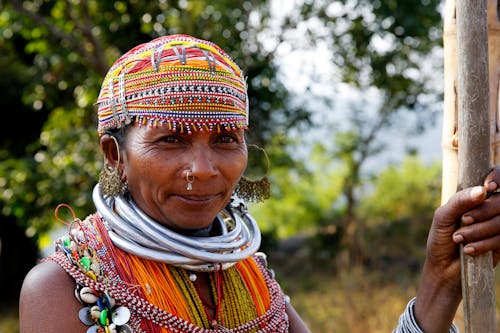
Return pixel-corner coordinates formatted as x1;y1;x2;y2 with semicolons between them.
49;213;289;333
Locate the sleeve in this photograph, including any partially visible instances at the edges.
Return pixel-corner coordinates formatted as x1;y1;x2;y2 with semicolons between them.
393;298;459;333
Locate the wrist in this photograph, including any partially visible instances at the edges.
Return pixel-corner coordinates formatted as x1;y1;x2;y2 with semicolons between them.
395;298;459;333
414;259;462;333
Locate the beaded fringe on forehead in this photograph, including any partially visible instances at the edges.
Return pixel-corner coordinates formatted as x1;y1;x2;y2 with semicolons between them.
96;34;249;135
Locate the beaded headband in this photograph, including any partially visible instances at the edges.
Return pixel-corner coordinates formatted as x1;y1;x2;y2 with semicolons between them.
96;34;248;135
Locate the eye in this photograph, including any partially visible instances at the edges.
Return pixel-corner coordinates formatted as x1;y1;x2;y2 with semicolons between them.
159;135;181;144
220;135;236;143
216;133;240;144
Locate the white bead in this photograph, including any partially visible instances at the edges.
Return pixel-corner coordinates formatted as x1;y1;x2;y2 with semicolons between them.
79;287;98;304
112;306;131;326
78;307;94;326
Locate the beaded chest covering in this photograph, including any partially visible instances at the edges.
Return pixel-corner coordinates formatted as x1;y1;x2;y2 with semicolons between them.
48;214;289;333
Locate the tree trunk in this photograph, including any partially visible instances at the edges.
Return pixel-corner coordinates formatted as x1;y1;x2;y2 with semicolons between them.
339;176;364;268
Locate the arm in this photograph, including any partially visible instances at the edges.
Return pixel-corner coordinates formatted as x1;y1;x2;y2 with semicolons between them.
413;167;500;332
286;302;312;333
20;260;86;333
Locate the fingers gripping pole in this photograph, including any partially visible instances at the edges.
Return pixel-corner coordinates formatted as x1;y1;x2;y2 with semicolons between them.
456;0;496;331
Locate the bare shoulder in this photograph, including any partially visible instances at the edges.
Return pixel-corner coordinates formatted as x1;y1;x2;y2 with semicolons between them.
20;260;86;333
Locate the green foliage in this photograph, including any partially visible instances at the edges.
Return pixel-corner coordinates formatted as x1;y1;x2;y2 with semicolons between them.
3;0;307;130
0;0;309;240
250;146;442;268
360;155;442;226
360;155;442;264
0;107;100;236
250;137;344;238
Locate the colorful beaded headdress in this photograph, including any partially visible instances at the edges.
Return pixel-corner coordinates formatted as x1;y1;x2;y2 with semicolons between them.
96;34;248;135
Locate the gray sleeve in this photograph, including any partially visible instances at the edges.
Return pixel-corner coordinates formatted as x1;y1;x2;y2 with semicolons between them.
393;298;459;333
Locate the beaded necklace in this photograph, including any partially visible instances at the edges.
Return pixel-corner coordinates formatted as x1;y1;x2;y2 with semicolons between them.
112;246;266;331
49;213;289;332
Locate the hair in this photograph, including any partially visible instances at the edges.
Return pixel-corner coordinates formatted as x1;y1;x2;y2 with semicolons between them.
103;118;134;148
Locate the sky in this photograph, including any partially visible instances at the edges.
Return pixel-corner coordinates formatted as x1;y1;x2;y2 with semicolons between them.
270;0;444;171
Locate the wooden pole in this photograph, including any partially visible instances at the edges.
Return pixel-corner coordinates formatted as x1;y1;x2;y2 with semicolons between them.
456;0;496;332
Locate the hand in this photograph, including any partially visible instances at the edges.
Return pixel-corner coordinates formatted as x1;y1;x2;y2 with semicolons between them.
427;166;500;285
414;167;500;333
452;169;500;265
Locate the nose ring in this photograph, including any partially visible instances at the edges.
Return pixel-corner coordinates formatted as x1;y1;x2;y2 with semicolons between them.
186;169;194;191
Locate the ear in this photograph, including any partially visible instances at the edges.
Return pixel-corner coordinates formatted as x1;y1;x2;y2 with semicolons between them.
100;134;121;170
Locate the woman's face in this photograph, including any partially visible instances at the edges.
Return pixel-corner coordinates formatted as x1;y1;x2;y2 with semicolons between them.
120;124;247;232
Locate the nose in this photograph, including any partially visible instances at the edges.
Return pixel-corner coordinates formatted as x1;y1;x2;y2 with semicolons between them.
188;146;219;180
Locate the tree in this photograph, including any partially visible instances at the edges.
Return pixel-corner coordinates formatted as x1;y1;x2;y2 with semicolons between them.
290;0;444;265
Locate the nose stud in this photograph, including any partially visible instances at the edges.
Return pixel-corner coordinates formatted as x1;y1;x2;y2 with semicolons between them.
186;169;194;191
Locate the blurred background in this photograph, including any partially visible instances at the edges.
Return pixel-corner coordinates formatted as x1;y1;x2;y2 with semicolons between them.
0;0;498;332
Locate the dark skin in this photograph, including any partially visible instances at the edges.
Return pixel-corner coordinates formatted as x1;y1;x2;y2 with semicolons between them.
20;261;88;332
415;168;500;332
20;124;311;333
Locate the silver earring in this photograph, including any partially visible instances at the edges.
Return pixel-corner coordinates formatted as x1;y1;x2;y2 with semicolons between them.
186;169;194;191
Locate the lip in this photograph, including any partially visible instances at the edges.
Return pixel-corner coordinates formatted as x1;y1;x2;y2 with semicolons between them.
174;193;221;204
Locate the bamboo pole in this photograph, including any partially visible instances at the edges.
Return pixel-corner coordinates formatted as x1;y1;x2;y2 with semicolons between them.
489;0;500;164
456;0;496;332
441;0;459;205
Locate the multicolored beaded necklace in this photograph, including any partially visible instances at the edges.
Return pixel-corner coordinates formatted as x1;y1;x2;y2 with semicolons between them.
48;213;289;332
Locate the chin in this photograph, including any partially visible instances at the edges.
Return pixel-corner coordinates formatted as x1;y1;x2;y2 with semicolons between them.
162;212;218;233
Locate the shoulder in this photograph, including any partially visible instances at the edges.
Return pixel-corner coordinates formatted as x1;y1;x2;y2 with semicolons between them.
20;259;74;296
20;260;86;332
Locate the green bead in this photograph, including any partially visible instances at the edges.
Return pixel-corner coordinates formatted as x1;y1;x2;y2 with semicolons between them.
100;309;108;326
63;236;71;247
80;257;91;269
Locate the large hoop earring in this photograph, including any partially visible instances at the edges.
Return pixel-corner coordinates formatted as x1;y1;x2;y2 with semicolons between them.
98;136;125;197
234;145;271;203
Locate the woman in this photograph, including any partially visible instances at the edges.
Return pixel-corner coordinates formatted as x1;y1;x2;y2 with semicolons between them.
20;34;309;333
19;34;500;333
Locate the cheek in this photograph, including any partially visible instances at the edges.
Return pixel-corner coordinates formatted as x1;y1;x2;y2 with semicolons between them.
123;151;175;188
237;157;247;178
228;151;248;182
